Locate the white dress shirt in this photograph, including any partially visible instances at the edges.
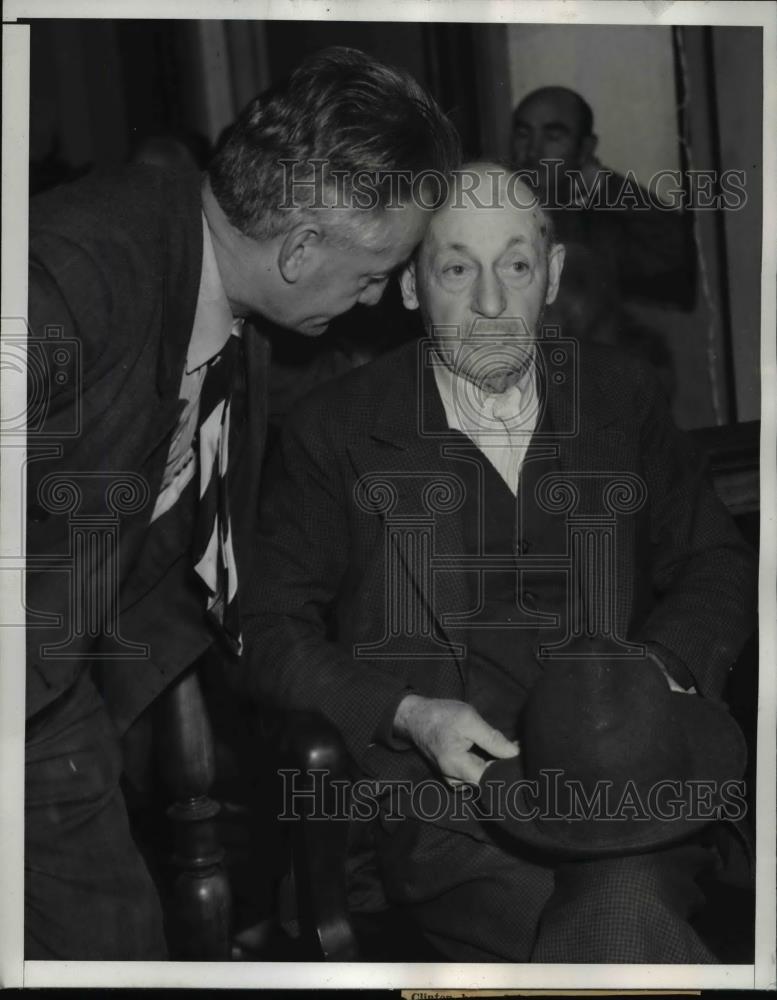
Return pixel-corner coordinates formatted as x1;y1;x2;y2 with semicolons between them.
432;355;540;495
151;214;243;522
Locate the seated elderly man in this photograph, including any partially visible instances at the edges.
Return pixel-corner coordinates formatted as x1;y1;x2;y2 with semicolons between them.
238;164;755;963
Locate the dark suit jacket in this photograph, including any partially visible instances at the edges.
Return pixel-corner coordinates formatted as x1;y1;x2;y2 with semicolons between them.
240;339;756;803
549;171;696;309
26;167;268;727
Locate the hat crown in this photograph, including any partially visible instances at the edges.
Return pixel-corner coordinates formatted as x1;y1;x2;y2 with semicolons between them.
522;655;688;794
479;636;747;857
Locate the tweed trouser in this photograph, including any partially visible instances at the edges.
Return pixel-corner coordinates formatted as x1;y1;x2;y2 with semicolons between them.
25;671;167;960
378;817;717;963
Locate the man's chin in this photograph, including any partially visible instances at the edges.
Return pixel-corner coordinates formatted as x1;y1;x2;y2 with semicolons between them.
296;318;330;337
453;360;532;394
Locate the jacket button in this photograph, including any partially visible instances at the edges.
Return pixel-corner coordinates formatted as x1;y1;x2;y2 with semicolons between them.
28;503;50;523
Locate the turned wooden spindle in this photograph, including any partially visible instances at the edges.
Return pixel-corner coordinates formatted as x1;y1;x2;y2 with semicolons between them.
156;665;232;959
281;711;359;961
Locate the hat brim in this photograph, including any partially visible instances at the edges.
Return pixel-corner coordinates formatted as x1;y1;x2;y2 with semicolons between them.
477;693;748;859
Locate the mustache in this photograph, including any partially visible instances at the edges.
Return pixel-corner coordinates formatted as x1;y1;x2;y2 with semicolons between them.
434;317;537;341
450;343;536;384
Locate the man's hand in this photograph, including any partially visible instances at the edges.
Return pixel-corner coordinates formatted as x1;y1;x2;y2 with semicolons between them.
657;662;697;695
647;648;698;695
393;694;519;786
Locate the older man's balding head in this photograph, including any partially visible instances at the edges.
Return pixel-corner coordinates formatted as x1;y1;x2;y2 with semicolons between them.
418;160;556;255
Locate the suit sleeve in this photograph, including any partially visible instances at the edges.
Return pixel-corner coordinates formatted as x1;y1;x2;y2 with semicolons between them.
238;406;416;773
633;363;757;698
25;234;123;710
25;198;167;714
28;236;116;417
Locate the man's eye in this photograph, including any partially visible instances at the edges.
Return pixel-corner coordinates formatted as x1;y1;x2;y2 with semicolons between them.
444;264;468;276
508;261;529;274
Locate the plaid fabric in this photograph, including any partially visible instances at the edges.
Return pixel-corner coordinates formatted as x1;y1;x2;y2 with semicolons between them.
532;841;717;963
376;816;716;962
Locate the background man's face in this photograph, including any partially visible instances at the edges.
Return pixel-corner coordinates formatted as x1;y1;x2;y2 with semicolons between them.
511;90;593;198
403;178;565;393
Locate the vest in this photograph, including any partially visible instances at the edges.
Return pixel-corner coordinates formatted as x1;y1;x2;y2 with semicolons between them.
443;399;573;741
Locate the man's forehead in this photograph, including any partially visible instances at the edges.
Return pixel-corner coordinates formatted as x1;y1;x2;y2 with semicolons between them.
363;202;429;257
423;198;545;257
516;91;580;127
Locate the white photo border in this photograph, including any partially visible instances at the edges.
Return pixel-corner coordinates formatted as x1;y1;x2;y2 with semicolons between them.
2;0;775;991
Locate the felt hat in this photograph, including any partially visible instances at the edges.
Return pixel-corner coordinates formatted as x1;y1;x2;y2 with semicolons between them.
477;636;747;858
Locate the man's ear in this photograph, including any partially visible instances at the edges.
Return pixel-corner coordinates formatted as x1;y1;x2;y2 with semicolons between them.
278;224;322;284
545;243;566;305
399;261;419;311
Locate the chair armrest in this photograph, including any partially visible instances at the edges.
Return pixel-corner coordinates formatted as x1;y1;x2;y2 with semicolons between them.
278;711;360;961
155;665;232;959
279;710;352;781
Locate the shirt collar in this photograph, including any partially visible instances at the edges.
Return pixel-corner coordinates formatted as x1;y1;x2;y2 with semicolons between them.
187;213;240;373
431;349;536;435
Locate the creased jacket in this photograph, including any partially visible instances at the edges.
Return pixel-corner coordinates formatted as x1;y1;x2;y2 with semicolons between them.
26;167;269;727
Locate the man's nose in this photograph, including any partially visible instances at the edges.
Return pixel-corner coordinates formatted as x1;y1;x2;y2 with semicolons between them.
472;269;506;318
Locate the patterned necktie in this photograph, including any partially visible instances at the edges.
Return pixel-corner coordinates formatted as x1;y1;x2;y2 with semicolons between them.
193;328;243;654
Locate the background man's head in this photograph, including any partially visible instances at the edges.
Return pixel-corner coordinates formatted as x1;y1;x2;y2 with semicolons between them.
207;46;460;335
132;132;211;173
511;86;597;199
400;163;565;394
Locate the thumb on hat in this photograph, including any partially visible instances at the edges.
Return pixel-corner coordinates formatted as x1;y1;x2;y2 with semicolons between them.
470;718;520;761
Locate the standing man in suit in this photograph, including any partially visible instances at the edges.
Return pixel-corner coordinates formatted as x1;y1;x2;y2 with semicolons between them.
240;163;755;961
24;46;459;959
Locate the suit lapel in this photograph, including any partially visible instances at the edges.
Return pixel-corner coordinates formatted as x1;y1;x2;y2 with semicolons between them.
227;323;270;578
156;189;204;398
138;209;206;503
348;342;470;673
544;340;638;641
